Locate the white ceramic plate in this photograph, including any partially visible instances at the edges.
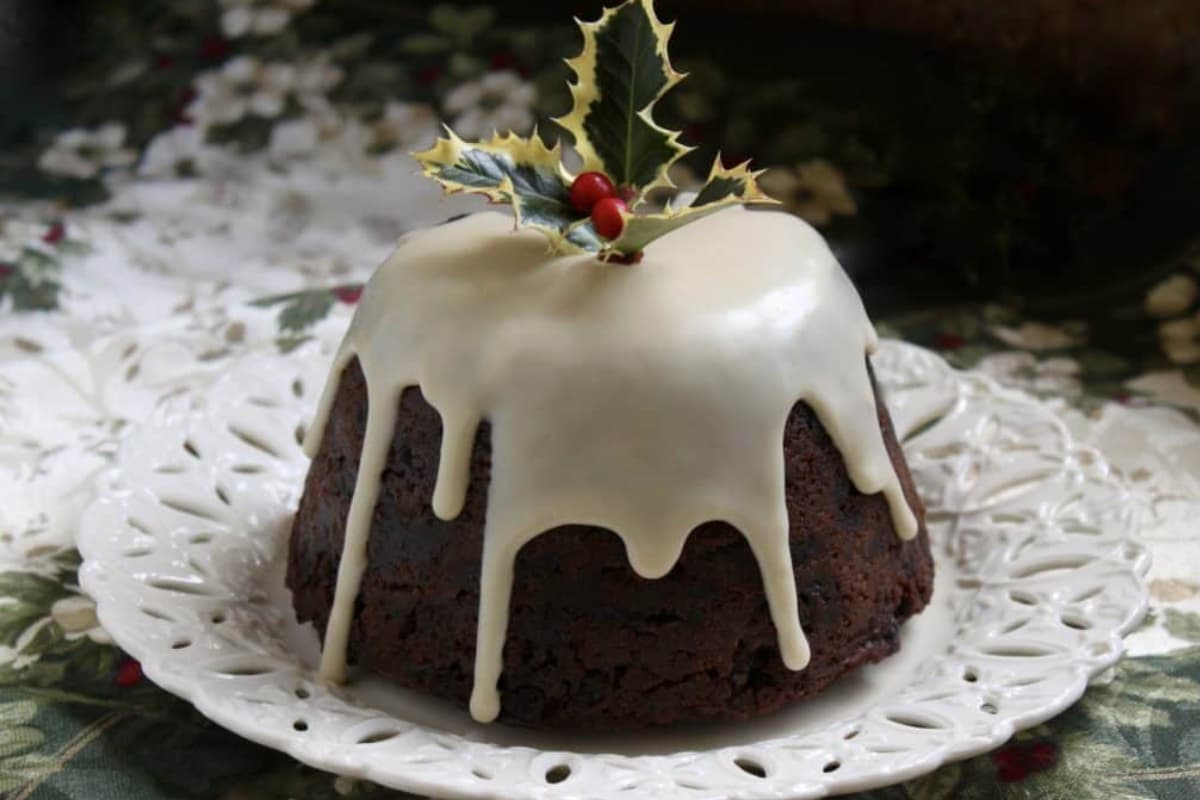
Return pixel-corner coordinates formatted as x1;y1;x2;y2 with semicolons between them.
77;340;1150;800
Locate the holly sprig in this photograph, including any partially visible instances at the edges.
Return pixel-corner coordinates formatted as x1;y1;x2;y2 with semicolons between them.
413;0;775;260
555;0;691;203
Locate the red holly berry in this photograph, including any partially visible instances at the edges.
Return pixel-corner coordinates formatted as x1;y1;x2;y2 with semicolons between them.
933;332;965;351
415;64;443;86
115;657;143;688
995;764;1027;783
989;740;1058;783
0;263;13;279
42;223;65;245
172;88;198;125
332;285;363;304
590;196;628;240
990;747;1020;770
1027;741;1058;770
153;53;176;71
199;35;231;62
569;171;616;213
488;51;530;77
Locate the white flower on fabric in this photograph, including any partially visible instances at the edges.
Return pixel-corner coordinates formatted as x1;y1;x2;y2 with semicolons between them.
140;127;201;177
1126;369;1200;410
370;102;438;152
429;4;495;42
294;58;345;97
1145;273;1198;319
189;56;299;126
442;71;536;139
37;124;136;179
759;159;857;226
1158;312;1200;365
139;126;233;178
0;219;52;262
190;54;343;137
268;93;347;161
50;594;112;645
269;117;322;159
333;776;358;796
219;0;315;38
976;352;1082;398
989;320;1086;351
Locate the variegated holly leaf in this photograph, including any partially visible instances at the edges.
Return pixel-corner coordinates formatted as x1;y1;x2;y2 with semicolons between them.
555;0;691;204
604;158;777;256
505;175;589;254
410;2;777;260
415;129;592;252
564;219;606;253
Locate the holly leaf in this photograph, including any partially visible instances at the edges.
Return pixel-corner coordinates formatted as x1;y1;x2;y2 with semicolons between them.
503;167;585;253
0;572;65;649
276;292;334;335
555;0;691;203
8;276;61;311
415;129;592;252
1164;608;1200;643
564;219;606;252
605;158;777;256
415;128;569;203
0;248;62;311
408;0;777;260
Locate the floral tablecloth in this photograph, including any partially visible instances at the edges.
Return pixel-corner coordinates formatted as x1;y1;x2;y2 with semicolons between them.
2;1;1198;798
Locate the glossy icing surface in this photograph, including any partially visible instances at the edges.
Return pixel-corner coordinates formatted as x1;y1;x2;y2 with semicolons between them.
304;208;917;722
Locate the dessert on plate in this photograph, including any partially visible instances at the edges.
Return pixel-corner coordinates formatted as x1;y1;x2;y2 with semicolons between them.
287;0;933;731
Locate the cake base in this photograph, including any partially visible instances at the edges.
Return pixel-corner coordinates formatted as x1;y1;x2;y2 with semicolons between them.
287;358;933;731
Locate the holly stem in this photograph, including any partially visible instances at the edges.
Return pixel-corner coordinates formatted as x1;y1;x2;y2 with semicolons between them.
605;250;644;265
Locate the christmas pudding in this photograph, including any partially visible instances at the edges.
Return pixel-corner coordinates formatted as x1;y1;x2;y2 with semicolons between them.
286;0;932;730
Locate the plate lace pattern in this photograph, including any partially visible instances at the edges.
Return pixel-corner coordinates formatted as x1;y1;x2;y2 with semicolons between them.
78;340;1151;799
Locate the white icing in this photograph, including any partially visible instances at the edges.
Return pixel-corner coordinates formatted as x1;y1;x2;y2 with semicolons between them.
305;207;918;722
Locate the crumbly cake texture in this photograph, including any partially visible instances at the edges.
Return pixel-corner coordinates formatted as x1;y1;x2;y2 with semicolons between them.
287;358;932;731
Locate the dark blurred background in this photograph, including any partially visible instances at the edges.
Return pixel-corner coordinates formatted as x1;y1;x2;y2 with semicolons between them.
2;0;1198;324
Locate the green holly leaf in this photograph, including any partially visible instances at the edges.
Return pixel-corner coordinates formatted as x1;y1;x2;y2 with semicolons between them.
410;0;778;260
606;157;777;255
564;219;606;252
276;334;313;354
1165;608;1200;644
0;248;62;311
429;4;495;41
415;129;588;252
251;288;336;339
0;700;51;794
277;292;335;335
398;33;452;55
0;700;38;731
0;573;63;649
554;0;691;202
0;550;124;693
7;277;60;311
415;128;568;202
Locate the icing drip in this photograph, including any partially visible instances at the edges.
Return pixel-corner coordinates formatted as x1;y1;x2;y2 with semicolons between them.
306;208;918;722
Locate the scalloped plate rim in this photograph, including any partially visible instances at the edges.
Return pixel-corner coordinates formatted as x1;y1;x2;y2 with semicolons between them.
76;339;1152;800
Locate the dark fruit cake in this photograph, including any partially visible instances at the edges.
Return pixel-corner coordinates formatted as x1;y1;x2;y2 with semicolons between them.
288;357;931;730
285;0;934;731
